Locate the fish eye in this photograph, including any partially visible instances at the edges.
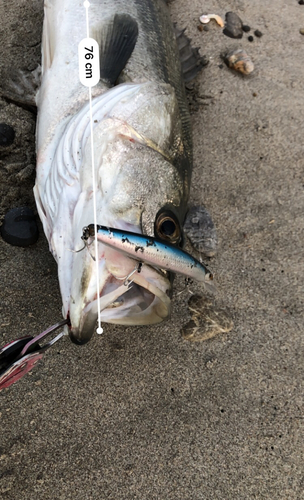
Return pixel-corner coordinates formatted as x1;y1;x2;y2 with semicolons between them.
154;211;182;245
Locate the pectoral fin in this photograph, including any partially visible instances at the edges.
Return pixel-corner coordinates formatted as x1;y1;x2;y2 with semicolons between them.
92;14;138;86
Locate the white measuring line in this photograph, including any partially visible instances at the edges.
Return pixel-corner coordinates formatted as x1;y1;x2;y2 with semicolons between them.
80;1;103;334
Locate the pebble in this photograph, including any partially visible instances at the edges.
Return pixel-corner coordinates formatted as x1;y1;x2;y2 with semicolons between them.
225;49;254;75
0;123;15;147
0;207;39;247
299;0;304;5
254;29;263;38
183;206;217;257
248;35;254;42
223;12;243;39
300;28;304;35
242;24;251;33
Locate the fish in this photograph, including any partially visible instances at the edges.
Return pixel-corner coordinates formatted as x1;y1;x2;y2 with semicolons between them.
34;0;212;344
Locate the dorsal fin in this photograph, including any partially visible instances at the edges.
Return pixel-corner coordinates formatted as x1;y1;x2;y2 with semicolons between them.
96;14;138;86
174;25;208;83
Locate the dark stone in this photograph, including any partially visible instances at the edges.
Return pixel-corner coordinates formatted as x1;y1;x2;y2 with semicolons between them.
248;36;254;42
0;207;39;247
299;0;304;5
223;12;243;39
183;206;217;257
254;29;263;38
0;123;15;147
242;25;251;33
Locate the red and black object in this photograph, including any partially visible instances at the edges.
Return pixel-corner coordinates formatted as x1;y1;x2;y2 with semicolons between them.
0;319;69;390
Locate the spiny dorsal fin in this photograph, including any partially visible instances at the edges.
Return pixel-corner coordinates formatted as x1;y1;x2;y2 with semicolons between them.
98;14;138;86
174;25;208;83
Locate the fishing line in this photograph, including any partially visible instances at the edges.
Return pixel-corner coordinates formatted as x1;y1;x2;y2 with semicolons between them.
80;1;103;334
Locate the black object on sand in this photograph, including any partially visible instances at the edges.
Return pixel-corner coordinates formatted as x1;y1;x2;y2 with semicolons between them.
1;207;39;247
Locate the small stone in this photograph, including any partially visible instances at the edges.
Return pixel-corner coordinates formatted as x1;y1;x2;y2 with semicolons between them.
300;28;304;35
197;25;204;32
254;29;263;38
242;24;251;33
0;123;15;147
223;12;243;39
203;25;210;32
248;35;254;42
1;207;39;247
184;206;217;257
299;0;304;5
225;49;254;75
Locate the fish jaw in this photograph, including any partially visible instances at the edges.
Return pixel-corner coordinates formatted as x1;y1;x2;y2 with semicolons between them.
68;240;171;344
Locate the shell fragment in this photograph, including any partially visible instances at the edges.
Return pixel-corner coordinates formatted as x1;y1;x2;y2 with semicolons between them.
199;14;225;28
225;49;254;75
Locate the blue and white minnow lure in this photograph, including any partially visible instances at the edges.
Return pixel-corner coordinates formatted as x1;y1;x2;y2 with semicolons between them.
82;225;214;285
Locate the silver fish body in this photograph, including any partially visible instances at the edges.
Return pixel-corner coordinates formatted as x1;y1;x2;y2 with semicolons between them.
35;0;196;343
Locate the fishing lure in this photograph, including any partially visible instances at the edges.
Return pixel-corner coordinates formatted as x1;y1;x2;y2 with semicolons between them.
82;224;214;287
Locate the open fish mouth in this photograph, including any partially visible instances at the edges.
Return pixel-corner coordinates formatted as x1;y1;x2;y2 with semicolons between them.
83;264;171;322
69;255;172;344
68;225;213;344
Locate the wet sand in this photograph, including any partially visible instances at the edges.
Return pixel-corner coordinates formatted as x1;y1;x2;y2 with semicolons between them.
0;1;303;498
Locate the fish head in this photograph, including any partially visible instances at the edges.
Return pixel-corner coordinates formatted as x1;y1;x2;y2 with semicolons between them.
68;148;187;344
64;83;191;343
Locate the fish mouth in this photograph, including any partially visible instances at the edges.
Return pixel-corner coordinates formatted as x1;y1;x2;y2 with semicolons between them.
89;276;170;323
68;247;172;345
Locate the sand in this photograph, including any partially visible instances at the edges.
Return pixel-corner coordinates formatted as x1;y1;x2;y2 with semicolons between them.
0;1;303;498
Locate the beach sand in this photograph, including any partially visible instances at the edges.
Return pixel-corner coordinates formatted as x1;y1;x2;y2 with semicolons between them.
0;1;303;498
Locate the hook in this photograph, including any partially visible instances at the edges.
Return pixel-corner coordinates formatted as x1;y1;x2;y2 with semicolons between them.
116;263;142;286
68;229;95;260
